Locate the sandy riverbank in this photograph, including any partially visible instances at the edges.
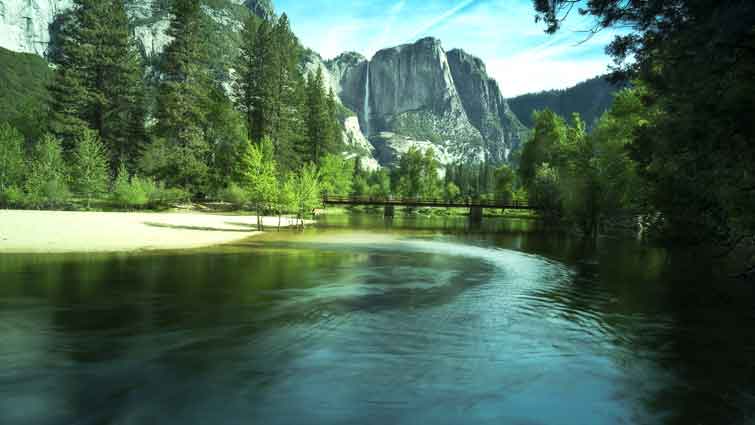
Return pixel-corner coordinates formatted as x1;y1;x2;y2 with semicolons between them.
0;210;308;254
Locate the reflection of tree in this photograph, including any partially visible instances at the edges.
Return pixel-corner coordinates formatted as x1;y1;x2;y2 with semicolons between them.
514;238;755;424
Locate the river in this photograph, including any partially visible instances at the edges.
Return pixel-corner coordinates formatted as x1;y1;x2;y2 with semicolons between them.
1;215;753;424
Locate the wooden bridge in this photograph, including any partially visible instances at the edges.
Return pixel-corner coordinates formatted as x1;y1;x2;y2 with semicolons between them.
322;195;540;222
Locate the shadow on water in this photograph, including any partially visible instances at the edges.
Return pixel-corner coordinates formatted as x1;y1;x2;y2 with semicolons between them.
0;214;753;424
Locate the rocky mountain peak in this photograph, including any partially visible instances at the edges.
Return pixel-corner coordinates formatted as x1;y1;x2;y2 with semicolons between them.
243;0;274;20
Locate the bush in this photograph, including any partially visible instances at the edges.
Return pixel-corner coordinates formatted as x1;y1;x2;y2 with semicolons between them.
220;183;249;208
0;185;24;208
24;134;70;209
150;184;190;208
113;165;148;209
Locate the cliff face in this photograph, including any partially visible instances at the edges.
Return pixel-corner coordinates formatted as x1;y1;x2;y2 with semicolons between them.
0;0;72;56
325;37;524;167
446;49;527;159
0;0;271;59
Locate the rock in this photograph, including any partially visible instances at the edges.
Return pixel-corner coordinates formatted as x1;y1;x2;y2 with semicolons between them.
301;49;340;101
446;48;528;160
326;37;520;168
0;0;72;56
325;51;367;114
0;0;270;59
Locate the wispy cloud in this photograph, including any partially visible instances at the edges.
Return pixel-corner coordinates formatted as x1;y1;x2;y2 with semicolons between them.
407;0;480;41
277;0;622;94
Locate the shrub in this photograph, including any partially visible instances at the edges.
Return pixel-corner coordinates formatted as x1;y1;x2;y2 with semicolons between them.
220;183;249;208
0;185;24;208
25;134;70;209
112;165;148;209
150;184;190;208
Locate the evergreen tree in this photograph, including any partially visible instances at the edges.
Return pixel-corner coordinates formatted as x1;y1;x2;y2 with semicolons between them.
49;0;146;164
25;134;71;208
0;123;25;195
236;14;305;170
71;130;110;208
153;0;211;191
305;68;330;165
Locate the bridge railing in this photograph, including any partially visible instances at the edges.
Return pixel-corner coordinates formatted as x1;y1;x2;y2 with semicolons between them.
322;195;536;209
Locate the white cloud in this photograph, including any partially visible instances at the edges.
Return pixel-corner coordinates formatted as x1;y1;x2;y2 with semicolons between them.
488;57;610;97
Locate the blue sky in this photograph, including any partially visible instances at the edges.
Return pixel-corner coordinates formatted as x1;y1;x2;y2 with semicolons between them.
274;0;622;97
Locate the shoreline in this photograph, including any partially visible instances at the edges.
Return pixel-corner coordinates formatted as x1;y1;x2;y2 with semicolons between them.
0;210;309;254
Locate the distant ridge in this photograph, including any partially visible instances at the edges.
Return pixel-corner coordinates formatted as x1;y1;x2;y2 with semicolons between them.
508;76;623;128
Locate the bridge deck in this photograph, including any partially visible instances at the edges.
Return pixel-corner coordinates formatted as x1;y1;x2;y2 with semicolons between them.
322;196;540;210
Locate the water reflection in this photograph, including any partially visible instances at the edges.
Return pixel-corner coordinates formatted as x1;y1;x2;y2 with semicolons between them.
0;215;753;424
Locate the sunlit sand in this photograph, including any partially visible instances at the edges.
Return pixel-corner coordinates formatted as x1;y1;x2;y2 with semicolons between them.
0;210;308;254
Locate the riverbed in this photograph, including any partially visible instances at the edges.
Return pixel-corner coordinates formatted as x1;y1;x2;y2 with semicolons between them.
0;214;753;424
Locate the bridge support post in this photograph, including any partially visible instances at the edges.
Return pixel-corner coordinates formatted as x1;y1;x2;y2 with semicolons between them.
469;206;483;224
384;205;395;217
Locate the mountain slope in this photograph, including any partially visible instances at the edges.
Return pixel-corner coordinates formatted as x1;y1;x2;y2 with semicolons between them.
326;37;525;166
508;76;621;128
0;46;52;137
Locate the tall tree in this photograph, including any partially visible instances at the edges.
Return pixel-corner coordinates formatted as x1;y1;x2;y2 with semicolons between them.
304;68;330;165
71;130;110;208
49;0;146;165
25;134;71;208
235;13;305;170
0;123;25;196
534;0;755;262
153;0;211;191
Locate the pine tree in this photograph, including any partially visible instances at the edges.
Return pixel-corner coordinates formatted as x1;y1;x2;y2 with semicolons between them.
305;68;329;165
153;0;211;191
71;130;110;208
0;123;26;194
49;0;146;165
235;14;260;142
235;13;305;170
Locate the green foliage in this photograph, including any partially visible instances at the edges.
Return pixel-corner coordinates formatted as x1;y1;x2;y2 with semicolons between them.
394;147;443;199
71;130;110;207
518;109;568;188
445;182;461;202
292;163;321;222
111;164;185;209
139;136;209;194
235;13;306;171
153;0;212;192
319;154;354;196
239;137;278;228
276;174;298;215
220;183;249;208
493;165;515;203
368;169;392;198
535;0;755;263
530;163;561;217
205;86;249;191
304;68;340;165
0;48;52;141
0;124;26;197
49;0;146;162
25;134;71;208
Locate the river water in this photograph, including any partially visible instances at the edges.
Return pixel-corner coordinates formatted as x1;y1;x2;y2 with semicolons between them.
1;215;753;425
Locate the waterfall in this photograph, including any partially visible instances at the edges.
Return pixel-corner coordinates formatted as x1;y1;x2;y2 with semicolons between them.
363;61;371;137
